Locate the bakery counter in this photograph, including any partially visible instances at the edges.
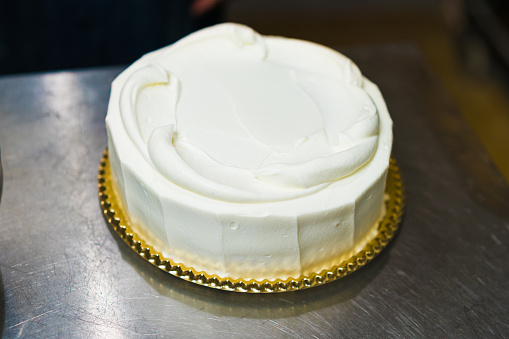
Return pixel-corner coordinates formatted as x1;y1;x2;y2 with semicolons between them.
0;44;508;338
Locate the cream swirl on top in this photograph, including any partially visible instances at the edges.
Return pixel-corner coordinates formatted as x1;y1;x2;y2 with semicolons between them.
119;24;379;203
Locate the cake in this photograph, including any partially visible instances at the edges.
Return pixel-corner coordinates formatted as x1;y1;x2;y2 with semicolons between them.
105;23;393;281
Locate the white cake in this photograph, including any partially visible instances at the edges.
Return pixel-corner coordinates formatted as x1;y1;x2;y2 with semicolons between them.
105;23;393;281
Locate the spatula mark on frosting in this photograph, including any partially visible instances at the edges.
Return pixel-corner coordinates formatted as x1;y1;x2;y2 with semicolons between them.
120;64;180;159
147;124;327;203
229;25;267;60
250;70;380;189
254;136;378;189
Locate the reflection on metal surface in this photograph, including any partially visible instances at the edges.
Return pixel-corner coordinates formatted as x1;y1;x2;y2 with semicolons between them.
41;72;83;116
0;148;2;204
121;241;392;318
98;149;405;293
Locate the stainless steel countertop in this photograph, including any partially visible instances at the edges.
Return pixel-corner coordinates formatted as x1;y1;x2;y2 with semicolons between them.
0;44;508;338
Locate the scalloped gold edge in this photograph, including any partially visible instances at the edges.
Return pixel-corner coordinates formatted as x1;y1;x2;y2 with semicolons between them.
98;149;405;293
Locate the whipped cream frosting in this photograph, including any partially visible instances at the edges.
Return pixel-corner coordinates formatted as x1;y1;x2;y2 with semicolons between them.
106;23;393;280
118;24;379;203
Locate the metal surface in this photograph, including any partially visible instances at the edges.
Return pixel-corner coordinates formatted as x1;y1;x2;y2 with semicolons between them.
0;45;508;338
0;147;3;204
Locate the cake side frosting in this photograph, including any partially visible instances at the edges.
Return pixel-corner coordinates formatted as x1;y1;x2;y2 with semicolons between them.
106;23;393;281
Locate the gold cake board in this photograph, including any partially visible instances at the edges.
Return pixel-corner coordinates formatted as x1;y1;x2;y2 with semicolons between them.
98;149;405;293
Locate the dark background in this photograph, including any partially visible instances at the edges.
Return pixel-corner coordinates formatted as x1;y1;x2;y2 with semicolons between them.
0;0;223;74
